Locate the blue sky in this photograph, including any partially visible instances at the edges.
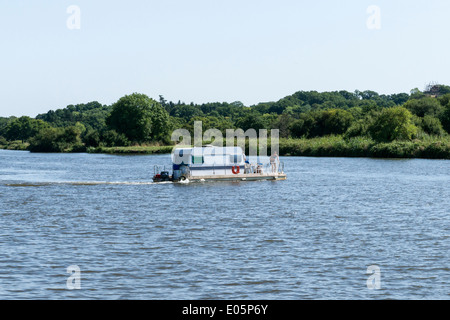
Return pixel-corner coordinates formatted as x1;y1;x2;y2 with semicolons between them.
1;0;450;117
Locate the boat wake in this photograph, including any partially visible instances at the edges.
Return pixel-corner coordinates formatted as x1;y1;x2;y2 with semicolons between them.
4;181;172;187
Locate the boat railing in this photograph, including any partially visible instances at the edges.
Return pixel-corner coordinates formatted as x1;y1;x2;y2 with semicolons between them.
260;161;284;175
243;161;284;175
278;161;284;174
153;165;167;176
244;162;264;174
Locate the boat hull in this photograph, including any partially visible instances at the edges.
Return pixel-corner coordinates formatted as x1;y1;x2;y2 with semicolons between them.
185;173;287;182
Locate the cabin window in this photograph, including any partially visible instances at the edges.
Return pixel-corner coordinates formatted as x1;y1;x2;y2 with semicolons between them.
192;155;204;164
229;154;242;164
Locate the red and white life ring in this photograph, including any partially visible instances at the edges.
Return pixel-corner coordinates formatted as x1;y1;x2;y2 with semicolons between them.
232;166;240;174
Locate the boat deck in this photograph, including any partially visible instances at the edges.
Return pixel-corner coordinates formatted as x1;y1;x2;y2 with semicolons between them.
187;173;287;182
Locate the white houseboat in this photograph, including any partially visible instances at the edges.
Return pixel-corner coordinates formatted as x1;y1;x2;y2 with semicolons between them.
153;145;286;182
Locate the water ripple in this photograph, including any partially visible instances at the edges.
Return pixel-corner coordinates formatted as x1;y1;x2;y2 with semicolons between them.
0;150;449;299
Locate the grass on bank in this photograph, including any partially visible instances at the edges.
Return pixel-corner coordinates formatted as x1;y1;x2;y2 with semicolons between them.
2;136;450;159
89;136;450;159
278;136;450;159
90;145;174;155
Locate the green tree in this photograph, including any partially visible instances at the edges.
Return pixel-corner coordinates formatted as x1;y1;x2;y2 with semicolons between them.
344;119;370;139
289;109;354;138
28;127;63;152
322;109;354;135
440;104;450;134
271;113;294;138
234;112;267;132
0;117;13;137
293;112;317;137
420;116;445;136
186;116;234;135
106;93;169;142
5;116;49;142
170;104;203;119
29;125;86;152
438;94;450;107
368;107;418;142
390;93;410;105
82;129;101;147
101;130;130;147
410;88;426;100
290;119;306;138
403;97;443;117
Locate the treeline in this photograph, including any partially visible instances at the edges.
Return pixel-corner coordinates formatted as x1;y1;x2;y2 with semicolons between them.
1;85;450;156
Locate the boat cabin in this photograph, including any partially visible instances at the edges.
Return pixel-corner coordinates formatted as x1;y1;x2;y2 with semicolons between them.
172;146;246;180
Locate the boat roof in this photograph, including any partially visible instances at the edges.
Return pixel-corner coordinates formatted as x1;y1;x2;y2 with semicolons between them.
174;146;244;155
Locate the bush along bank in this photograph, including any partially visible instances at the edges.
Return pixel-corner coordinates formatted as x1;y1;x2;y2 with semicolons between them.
277;136;450;159
2;136;449;159
86;145;175;155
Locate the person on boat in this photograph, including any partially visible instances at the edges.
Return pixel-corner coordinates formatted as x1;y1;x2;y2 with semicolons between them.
243;152;251;174
270;151;279;173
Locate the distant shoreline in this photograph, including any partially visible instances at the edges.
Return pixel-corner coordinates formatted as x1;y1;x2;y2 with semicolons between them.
2;136;449;160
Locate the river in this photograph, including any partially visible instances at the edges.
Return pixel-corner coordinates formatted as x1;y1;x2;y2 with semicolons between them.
0;150;448;299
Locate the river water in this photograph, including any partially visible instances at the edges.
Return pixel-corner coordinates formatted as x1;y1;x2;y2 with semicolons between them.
0;149;448;300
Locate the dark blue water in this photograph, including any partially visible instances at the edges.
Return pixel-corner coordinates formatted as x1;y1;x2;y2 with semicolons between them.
0;150;449;299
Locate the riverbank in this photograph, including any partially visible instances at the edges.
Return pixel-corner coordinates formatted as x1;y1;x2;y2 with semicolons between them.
88;136;450;159
2;136;450;159
0;141;29;151
88;145;174;155
278;136;450;159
